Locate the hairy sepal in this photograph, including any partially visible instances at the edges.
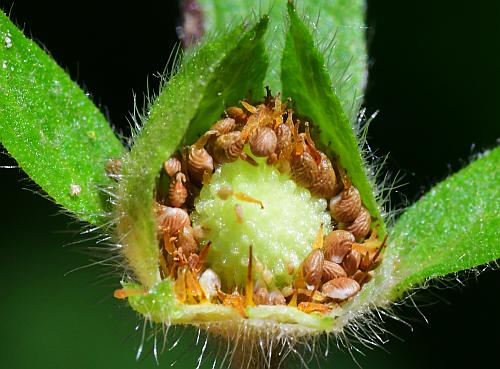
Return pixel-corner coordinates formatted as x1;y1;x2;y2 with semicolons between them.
116;18;269;289
281;3;385;234
125;279;334;331
198;0;367;111
341;147;500;322
0;12;124;224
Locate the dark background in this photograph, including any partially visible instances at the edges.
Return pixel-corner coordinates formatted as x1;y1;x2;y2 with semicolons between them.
1;1;498;368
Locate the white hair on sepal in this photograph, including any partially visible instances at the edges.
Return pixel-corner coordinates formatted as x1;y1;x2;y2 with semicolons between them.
127;8;265;149
305;8;367;123
123;42;184;147
354;107;407;228
300;5;405;229
62;221;126;283
182;320;365;369
296;7;402;230
334;258;500;366
123;319;214;368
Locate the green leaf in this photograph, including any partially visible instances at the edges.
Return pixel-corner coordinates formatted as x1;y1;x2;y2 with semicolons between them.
281;3;384;233
197;0;367;113
116;17;269;288
388;147;500;298
0;12;124;224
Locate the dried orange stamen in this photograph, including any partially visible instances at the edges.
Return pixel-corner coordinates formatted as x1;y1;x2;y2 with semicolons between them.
113;288;147;300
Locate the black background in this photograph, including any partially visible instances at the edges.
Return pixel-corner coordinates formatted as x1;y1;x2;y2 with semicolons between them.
0;1;498;369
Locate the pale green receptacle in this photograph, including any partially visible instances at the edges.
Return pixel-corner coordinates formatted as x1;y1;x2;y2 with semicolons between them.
191;153;332;289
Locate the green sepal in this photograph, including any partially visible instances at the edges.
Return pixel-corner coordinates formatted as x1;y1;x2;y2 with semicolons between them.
281;3;385;233
116;17;269;288
124;280;180;321
125;278;335;330
198;0;367;112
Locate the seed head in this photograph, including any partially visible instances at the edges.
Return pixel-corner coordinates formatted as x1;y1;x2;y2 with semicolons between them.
301;248;324;287
225;106;248;125
324;230;355;263
275;122;292;154
343;206;371;240
322;260;347;282
342;249;362;276
210;117;236;135
249;126;277;157
290;148;320;188
157;205;191;237
168;172;188;208
211;131;245;163
164;156;182;177
117;92;388;358
187;145;214;184
329;186;362;223
321;277;360;301
309;152;338;198
177;225;198;256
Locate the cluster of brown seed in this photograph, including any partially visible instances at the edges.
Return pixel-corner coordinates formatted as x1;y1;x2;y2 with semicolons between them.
141;91;386;315
291;227;386;314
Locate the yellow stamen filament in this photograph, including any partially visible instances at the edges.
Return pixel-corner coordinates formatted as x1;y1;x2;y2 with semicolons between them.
195;242;211;273
293;122;303;156
239;152;259;166
312;223;324;249
163;233;176;254
218;187;265;209
245;245;255;307
185;269;205;302
234;192;264;209
298;302;332;314
202;170;212;185
304;122;315;148
174;267;187;302
287;291;298;307
159;253;170;276
113;288;146;300
241;100;257;114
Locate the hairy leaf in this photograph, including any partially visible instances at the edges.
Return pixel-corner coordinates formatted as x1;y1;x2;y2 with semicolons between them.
116;18;269;288
197;0;367;112
0;12;124;224
388;147;500;298
281;3;384;233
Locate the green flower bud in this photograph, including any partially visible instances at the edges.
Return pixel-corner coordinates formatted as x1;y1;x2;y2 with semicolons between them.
113;4;388;367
